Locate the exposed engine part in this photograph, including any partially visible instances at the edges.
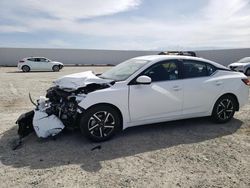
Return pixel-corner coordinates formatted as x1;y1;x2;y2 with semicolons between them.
45;88;82;128
44;83;112;128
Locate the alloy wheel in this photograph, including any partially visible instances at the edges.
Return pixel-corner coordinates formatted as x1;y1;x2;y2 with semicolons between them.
87;111;115;138
53;65;59;72
216;99;234;121
22;66;30;72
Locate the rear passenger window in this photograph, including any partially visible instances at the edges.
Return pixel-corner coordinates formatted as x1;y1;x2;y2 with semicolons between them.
183;60;207;78
183;60;216;78
27;58;35;61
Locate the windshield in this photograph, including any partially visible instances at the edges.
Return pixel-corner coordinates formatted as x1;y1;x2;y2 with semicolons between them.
100;59;149;81
238;57;250;63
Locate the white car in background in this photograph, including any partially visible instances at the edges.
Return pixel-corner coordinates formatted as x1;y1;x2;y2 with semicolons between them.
228;57;250;76
18;57;64;72
16;55;249;142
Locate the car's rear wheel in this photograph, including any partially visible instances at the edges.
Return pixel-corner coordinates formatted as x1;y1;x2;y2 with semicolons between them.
245;68;250;76
52;65;60;72
80;105;122;142
212;95;236;123
22;65;30;72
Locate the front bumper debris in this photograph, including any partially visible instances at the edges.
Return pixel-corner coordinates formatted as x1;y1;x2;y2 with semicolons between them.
16;97;65;139
16;110;35;138
33;110;64;138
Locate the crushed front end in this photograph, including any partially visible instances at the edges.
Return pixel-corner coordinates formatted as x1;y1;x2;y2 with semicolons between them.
15;71;113;140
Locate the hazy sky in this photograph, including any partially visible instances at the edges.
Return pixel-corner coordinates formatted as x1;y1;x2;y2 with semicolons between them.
0;0;250;50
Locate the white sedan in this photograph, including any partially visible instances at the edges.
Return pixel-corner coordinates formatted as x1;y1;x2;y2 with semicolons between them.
18;57;63;72
228;57;250;76
16;55;249;142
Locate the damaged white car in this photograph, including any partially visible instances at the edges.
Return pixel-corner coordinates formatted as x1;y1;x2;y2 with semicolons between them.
16;55;249;142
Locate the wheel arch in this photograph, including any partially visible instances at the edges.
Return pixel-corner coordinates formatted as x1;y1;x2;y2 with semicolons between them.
215;93;239;111
52;64;59;70
58;64;63;69
21;64;30;69
84;102;124;129
21;65;30;72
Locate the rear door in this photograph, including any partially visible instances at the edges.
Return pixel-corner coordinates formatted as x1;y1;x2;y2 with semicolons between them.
26;58;37;69
180;59;223;115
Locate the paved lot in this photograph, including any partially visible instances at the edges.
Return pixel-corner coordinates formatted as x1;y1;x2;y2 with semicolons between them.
0;67;249;188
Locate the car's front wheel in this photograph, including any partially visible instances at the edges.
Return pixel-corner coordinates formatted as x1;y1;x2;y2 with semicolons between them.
80;105;122;142
52;65;60;72
212;95;237;123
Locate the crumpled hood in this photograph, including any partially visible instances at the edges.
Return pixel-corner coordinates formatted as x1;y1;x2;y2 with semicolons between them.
54;71;112;90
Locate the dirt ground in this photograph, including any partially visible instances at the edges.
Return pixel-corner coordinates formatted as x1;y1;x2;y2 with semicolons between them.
0;67;249;188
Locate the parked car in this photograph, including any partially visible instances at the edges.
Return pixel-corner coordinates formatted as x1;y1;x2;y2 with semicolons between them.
16;55;249;142
228;57;250;76
158;51;197;57
18;57;63;72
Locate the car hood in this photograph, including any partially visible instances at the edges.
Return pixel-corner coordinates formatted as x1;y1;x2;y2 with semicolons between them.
229;62;246;67
51;61;63;65
53;71;112;90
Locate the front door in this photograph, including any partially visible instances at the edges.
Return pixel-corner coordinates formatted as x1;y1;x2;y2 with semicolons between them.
39;58;50;70
129;60;183;123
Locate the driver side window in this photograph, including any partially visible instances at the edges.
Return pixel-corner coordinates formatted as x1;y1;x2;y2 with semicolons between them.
40;58;47;62
35;58;41;62
143;61;179;82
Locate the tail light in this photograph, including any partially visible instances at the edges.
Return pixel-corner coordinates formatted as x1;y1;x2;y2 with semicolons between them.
241;79;250;86
19;60;25;63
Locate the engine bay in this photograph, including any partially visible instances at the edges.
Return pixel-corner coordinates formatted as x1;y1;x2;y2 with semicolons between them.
15;71;114;141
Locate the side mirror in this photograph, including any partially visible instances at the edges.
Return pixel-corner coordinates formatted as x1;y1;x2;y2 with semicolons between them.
136;75;152;84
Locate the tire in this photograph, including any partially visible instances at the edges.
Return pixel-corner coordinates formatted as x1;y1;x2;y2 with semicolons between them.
80;105;122;142
211;95;237;123
245;68;250;76
22;65;30;72
52;65;60;72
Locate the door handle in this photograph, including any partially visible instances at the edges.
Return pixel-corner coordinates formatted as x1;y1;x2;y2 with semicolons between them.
215;81;223;86
173;86;181;91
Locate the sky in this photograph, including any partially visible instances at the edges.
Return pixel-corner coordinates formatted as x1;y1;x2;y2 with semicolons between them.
0;0;250;50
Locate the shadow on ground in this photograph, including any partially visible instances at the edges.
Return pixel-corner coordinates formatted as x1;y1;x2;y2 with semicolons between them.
0;117;242;172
